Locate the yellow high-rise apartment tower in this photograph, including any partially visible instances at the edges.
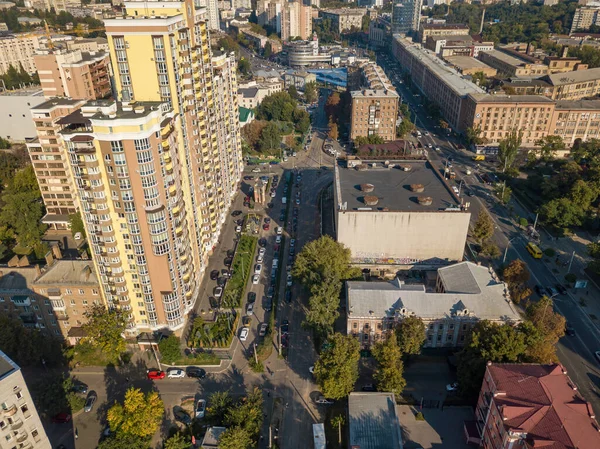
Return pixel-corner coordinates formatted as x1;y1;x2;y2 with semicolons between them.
57;0;242;332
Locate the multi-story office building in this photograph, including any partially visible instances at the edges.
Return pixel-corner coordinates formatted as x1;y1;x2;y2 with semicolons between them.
346;262;520;349
65;0;243;332
0;34;40;75
571;4;600;33
549;99;600;147
34;49;112;100
472;363;600;449
392;35;485;132
541;67;600;100
349;62;398;142
461;94;555;148
391;0;423;35
368;18;391;49
320;8;367;34
197;0;220;30
0;350;51;449
417;22;470;43
478;49;549;78
28;98;86;230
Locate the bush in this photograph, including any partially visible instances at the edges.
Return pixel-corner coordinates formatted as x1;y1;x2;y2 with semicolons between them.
415;412;425;421
188;313;238;348
159;335;182;365
565;273;577;284
544;248;556;257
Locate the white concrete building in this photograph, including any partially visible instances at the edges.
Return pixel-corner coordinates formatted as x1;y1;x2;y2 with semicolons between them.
0;350;51;449
0;87;44;141
0;34;41;75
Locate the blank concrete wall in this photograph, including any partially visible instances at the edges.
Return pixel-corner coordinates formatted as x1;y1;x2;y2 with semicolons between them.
337;210;470;262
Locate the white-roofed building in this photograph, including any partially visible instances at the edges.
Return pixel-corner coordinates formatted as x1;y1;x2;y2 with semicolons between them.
346;261;521;349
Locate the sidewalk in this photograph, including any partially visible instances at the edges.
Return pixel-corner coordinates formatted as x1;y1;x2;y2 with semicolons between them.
507;194;600;331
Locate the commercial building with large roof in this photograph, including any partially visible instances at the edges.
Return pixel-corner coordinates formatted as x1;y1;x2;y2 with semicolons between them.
346;261;521;349
334;158;470;268
471;363;600;449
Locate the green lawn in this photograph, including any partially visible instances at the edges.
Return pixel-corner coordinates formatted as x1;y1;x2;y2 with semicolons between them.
222;234;257;308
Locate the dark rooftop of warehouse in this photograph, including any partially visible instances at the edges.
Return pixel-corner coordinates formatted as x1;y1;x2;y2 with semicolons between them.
335;159;460;212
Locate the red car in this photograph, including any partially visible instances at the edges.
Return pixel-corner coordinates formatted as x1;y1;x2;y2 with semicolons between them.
147;369;165;380
52;413;72;423
263;224;270;230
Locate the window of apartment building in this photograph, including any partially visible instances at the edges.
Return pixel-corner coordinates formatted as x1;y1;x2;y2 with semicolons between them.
462;324;468;331
66;289;72;295
0;420;5;429
79;289;85;295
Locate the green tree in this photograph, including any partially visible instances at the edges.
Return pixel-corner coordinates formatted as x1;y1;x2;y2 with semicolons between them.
588;241;600;275
539;197;586;230
69;211;86;239
258;122;282;152
498;129;523;173
225;387;263;440
526;296;565;344
158;335;181;365
361;14;371;31
480;240;501;259
534;135;565;162
314;333;360;400
82;305;127;363
293;236;359;334
372;332;406;395
237;58;251;76
107;388;164;439
304;81;318;103
163;432;188;449
465;126;484;147
263;41;272;58
502;259;532;304
293;108;311;134
471;210;494;244
396;316;425;357
207;390;233;426
218;427;253;449
256;91;297;121
331;414;345;445
396;118;415;138
288;84;299;100
457;321;527;398
217;35;240;55
97;433;149;449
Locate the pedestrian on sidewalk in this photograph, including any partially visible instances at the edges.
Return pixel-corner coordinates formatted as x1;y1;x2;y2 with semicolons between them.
75;428;79;440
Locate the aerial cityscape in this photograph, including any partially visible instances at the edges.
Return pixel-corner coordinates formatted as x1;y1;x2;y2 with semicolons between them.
1;0;600;448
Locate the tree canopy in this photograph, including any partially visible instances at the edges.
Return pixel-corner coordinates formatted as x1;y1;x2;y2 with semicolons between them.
158;335;181;365
98;433;149;449
372;331;406;395
502;259;532;304
82;305;127;363
314;333;360;399
293;236;359;334
107;388;164;439
472;210;495;244
498;129;523;174
396;316;425;357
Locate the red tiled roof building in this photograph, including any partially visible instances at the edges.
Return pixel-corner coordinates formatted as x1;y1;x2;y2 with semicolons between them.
468;362;600;449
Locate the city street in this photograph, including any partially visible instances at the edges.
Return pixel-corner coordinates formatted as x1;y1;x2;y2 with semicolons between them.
377;52;600;416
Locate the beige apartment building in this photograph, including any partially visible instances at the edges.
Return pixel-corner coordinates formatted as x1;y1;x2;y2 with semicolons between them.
461;94;555;147
60;0;243;332
66;37;110;53
281;1;312;40
541;68;600;100
392;35;485;132
0;350;51;449
479;49;549;78
320;8;366;34
350;62;398;142
346;262;520;349
34;48;112;100
549;99;600;147
0;255;100;339
28;98;86;230
571;5;600;33
417;22;470;43
0;34;40;75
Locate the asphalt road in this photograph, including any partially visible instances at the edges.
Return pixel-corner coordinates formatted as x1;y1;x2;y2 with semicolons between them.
377;52;600;415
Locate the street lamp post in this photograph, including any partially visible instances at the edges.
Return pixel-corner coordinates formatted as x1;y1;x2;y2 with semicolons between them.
503;236;518;264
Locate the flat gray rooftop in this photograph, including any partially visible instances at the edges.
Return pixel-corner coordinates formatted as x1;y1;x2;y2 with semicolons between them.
336;160;458;212
348;392;402;449
0;350;18;381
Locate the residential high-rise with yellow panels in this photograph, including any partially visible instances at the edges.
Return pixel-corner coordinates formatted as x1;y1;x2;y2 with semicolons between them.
53;0;242;332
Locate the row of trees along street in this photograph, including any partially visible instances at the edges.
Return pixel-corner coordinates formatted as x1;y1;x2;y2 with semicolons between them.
293;236;427;399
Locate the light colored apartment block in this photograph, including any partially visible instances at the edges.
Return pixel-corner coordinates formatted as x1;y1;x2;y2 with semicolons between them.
34;48;112;100
28;98;86;229
0;34;40;75
0;350;51;449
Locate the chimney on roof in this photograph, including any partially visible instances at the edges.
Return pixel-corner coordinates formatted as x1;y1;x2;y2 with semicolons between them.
81;265;92;281
18;256;29;267
7;255;19;267
44;251;54;267
51;243;62;260
34;264;41;278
